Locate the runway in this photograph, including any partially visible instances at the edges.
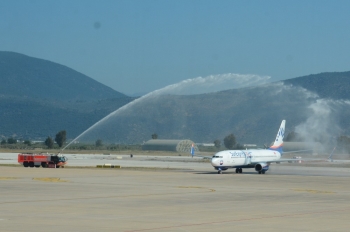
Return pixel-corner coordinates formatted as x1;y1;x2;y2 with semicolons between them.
1;152;350;231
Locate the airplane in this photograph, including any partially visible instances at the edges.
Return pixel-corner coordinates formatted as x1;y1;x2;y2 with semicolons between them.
210;120;299;174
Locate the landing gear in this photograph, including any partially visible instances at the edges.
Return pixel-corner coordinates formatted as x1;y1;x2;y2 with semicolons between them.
258;170;266;174
218;170;222;174
235;168;243;173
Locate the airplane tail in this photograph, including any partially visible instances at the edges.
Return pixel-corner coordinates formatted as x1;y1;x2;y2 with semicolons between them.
268;120;286;154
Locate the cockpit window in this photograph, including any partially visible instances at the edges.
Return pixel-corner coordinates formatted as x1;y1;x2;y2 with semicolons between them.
212;156;223;158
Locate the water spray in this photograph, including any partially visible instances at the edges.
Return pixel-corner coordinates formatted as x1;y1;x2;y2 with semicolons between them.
61;73;270;151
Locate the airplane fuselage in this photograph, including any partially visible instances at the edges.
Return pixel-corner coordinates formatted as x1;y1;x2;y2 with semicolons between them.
211;149;281;171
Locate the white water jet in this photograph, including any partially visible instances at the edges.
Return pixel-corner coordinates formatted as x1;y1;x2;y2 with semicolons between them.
61;73;270;151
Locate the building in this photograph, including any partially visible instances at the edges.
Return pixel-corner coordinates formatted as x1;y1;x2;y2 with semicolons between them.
142;139;199;153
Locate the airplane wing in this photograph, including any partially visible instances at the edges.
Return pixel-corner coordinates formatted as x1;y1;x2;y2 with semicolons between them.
282;149;312;154
250;158;302;164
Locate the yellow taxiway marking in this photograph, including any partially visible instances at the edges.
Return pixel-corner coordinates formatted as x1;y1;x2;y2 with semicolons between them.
0;177;19;180
32;178;68;182
292;189;335;194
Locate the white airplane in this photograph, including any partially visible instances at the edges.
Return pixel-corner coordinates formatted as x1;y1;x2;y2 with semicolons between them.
211;120;297;174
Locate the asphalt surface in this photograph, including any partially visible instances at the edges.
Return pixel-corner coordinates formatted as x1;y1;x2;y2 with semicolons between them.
1;152;350;231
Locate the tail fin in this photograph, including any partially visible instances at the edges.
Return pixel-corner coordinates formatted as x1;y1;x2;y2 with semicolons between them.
269;120;286;154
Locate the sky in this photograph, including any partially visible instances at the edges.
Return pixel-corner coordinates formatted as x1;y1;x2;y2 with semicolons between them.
1;0;350;96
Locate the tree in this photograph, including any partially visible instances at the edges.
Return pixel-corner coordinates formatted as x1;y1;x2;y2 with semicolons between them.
1;139;6;145
152;133;158;139
214;139;221;148
45;136;54;149
235;143;244;150
224;133;236;149
7;137;17;144
95;139;103;147
55;130;67;147
23;140;31;146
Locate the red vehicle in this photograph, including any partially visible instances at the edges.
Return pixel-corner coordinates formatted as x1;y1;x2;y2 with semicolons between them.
18;153;67;168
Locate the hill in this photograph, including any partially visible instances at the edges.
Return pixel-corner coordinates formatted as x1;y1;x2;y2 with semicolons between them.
0;51;126;101
284;71;350;100
79;71;350;146
1;52;350;147
0;51;133;140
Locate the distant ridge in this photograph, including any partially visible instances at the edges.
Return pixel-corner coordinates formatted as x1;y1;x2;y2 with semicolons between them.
1;52;350;143
0;51;126;101
284;71;350;100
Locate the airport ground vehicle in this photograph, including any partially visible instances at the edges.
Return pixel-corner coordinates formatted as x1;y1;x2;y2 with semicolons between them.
18;153;67;168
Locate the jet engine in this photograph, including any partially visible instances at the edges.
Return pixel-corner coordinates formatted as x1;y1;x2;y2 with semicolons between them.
255;163;269;172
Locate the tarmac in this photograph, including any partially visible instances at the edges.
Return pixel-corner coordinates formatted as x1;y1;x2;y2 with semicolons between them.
1;152;350;231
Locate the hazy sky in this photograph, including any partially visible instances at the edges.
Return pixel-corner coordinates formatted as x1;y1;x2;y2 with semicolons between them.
1;0;350;95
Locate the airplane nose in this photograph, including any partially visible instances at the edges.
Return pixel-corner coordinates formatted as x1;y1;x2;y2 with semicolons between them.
211;159;217;167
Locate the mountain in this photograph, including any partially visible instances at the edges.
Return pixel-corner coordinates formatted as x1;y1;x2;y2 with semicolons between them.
0;51;133;140
80;71;350;146
284;71;350;100
0;51;126;101
1;52;350;147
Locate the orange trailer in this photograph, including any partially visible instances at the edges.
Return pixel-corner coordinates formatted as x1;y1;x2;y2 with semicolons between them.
18;153;67;168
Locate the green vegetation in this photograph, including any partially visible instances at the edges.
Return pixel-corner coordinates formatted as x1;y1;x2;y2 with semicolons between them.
95;139;103;147
151;133;158;139
23;140;31;146
62;143;142;151
0;140;142;152
55;130;67;147
45;137;54;149
224;134;236;149
7;137;17;144
214;139;221;148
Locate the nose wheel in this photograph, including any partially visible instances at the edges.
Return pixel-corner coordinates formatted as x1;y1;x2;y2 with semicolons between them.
218;170;222;174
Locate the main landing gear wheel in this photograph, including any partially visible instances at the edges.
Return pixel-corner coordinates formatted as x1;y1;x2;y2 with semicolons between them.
236;168;243;173
258;171;266;174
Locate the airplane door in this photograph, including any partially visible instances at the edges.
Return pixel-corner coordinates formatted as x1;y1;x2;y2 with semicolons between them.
245;152;251;165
